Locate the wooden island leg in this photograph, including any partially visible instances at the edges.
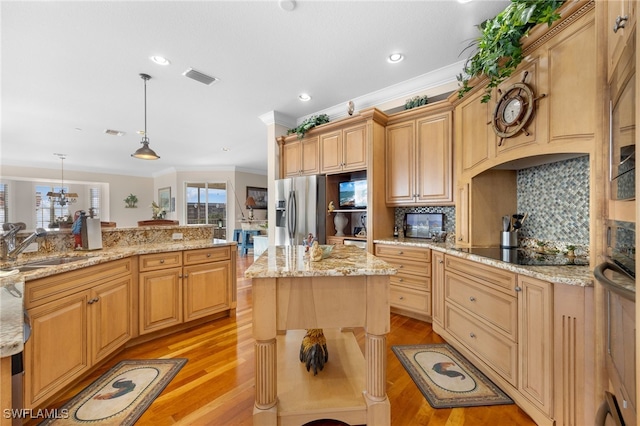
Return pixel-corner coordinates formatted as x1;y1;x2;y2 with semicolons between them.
364;275;390;425
252;278;278;425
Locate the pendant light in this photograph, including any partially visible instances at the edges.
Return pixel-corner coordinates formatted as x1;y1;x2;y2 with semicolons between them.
131;73;160;160
47;153;78;206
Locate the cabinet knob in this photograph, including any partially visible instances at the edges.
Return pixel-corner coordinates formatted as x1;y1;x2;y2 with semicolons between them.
458;237;463;241
515;286;522;292
179;274;183;278
88;297;99;305
469;332;476;338
398;251;403;255
439;260;444;264
207;253;211;257
469;296;476;302
614;15;628;33
160;259;165;264
399;296;405;300
398;278;404;282
184;274;189;278
398;265;404;269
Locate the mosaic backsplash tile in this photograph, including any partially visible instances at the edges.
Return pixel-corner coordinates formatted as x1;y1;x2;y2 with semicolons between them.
392;156;590;254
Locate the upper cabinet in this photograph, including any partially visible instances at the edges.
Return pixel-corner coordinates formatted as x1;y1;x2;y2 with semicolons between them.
320;123;367;174
279;135;320;177
386;104;453;206
607;0;637;81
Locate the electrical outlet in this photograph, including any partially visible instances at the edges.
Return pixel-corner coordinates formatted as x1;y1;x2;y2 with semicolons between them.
172;233;183;240
23;242;39;253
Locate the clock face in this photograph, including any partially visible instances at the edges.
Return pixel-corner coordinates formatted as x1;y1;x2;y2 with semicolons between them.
502;97;523;125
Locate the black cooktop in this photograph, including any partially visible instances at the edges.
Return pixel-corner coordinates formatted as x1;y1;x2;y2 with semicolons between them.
457;247;589;266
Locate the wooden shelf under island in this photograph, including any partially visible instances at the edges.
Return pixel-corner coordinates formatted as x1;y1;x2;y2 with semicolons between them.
245;245;396;426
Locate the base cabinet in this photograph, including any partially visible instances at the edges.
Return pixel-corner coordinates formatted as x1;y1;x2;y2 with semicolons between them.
24;258;133;409
139;266;183;334
432;253;593;426
374;244;431;320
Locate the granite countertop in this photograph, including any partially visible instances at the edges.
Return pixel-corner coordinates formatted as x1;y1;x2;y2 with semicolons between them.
0;239;236;358
1;273;26;357
245;245;396;279
374;237;594;287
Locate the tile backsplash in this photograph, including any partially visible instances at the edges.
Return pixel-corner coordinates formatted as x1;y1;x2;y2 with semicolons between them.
393;155;590;255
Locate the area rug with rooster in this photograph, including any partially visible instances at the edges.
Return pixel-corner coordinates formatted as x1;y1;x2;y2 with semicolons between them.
40;358;187;425
392;343;513;408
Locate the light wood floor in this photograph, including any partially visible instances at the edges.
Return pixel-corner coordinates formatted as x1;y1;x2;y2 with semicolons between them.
31;253;536;426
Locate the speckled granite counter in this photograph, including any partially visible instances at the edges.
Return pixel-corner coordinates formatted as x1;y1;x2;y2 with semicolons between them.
1;273;26;357
245;245;396;278
374;237;594;287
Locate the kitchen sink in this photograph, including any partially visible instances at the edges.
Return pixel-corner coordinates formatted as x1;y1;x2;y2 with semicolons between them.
1;256;92;273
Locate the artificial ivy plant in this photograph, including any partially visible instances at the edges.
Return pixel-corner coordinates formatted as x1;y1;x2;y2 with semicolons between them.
457;0;564;103
287;114;330;139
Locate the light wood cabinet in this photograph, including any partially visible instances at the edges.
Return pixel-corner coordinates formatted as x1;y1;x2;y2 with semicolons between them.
431;251;445;327
320;123;367;174
454;88;494;175
139;247;234;333
517;275;553;417
374;243;431;321
386;110;453;205
281;135;320;177
607;0;637;81
24;258;133;409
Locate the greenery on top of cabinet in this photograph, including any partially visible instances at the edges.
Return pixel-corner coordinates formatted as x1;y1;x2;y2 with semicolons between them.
457;0;564;103
287;114;330;139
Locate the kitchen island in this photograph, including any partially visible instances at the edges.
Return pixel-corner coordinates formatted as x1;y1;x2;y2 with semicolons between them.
245;245;395;426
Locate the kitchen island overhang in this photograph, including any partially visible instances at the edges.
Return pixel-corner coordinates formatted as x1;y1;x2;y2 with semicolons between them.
245;245;396;426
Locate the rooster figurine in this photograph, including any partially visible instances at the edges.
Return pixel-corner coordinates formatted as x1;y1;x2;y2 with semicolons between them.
299;328;328;375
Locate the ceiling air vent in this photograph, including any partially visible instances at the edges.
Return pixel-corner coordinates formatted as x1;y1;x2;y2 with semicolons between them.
104;129;125;136
182;68;219;85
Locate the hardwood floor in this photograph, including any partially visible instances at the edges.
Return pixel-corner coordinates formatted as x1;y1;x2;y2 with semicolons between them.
31;253;536;425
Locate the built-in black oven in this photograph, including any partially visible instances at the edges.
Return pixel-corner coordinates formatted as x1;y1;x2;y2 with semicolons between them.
609;72;635;201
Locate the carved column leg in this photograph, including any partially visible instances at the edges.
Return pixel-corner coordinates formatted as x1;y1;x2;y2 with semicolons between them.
254;339;277;409
365;332;387;401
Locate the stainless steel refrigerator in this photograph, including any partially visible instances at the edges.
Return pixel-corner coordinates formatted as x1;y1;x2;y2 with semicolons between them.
275;175;326;246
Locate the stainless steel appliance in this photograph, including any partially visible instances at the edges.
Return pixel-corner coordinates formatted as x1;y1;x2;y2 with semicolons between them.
275;175;326;246
594;220;636;426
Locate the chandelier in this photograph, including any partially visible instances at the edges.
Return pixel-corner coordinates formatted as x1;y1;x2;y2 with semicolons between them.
47;153;78;206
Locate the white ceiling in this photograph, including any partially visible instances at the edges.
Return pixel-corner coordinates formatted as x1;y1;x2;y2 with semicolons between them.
1;0;509;177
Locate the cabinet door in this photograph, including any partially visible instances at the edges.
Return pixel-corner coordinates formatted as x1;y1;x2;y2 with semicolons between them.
283;140;302;177
319;131;343;174
431;251;445;327
25;292;89;408
456;183;470;245
607;0;637;81
342;124;367;172
518;275;553;416
385;121;415;205
139;267;182;334
300;136;320;175
416;112;452;203
183;260;231;321
455;90;493;173
90;276;132;364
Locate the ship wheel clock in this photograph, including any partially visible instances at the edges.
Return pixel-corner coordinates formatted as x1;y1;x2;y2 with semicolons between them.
491;71;546;146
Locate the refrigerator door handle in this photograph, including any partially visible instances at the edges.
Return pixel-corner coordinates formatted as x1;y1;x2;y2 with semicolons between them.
287;190;296;242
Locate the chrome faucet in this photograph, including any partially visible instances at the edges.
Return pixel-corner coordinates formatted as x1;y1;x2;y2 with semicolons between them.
1;223;47;261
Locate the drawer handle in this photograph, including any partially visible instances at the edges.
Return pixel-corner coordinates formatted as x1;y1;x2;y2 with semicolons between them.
469;296;476;302
614;15;628;33
160;259;165;264
515;286;522;292
469;332;476;338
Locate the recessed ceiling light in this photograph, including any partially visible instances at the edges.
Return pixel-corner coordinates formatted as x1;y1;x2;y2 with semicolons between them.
298;93;311;102
279;0;296;11
388;53;404;64
104;129;126;136
150;56;171;66
222;147;231;152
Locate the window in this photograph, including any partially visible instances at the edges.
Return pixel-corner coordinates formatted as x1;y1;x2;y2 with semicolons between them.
36;184;74;229
185;182;227;226
0;183;7;226
89;187;100;218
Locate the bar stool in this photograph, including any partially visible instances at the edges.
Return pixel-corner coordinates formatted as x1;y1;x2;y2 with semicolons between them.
233;229;242;244
241;230;260;256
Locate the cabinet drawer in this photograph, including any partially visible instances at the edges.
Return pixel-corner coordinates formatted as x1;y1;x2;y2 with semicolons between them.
382;258;431;278
391;274;431;292
445;271;517;341
139;252;182;271
184;246;230;265
444;255;516;295
375;244;431;262
445;303;517;386
390;285;431;315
